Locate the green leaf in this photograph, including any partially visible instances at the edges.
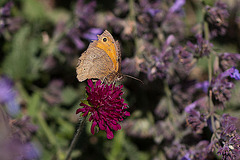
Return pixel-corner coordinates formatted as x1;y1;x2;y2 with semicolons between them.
28;91;41;118
2;25;41;80
22;0;49;22
62;87;79;105
106;130;126;160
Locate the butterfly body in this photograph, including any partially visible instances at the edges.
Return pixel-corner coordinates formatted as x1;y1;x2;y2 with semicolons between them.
76;30;122;84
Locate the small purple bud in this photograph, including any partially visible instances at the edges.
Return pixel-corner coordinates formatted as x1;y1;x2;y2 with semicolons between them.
229;67;240;80
83;28;103;41
169;0;186;13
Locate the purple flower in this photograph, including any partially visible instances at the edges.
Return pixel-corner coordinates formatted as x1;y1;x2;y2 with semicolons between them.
140;35;175;81
164;142;186;159
147;8;160;17
210;68;236;108
229;67;240;80
195;81;209;93
211;114;240;160
205;1;229;38
172;80;206;109
174;46;194;73
121;57;140;76
0;1;13;16
0;1;21;35
169;0;186;13
113;0;129;16
219;53;240;72
12;116;38;142
186;109;206;133
0;76;20;116
59;0;102;54
75;0;96;26
82;28;103;41
76;80;130;139
0;1;13;33
107;0;185;42
181;153;191;160
187;34;213;58
185;96;208;113
0;112;40;159
0;138;40;160
162;12;185;39
43;79;63;105
182;141;210;160
69;29;85;50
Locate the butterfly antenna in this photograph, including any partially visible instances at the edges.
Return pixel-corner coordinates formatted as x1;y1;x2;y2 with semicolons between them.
124;74;144;84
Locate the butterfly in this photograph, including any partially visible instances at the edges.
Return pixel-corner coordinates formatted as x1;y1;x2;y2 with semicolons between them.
76;30;123;84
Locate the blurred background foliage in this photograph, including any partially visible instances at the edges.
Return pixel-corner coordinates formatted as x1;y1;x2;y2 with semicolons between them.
0;0;240;160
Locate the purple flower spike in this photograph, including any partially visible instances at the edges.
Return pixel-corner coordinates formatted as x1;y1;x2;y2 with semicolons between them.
186;109;206;133
147;8;160;17
0;76;20;116
83;28;103;41
169;0;186;13
0;1;13;33
219;53;240;71
76;80;130;139
187;34;213;58
229;67;240;80
205;1;229;38
211;114;240;160
0;1;13;17
209;67;240;107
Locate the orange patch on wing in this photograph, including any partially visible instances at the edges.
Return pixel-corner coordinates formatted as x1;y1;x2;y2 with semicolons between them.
96;38;118;72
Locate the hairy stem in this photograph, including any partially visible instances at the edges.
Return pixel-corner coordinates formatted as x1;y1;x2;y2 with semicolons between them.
65;116;87;160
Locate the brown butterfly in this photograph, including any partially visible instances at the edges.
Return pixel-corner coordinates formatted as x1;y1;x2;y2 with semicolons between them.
76;30;123;84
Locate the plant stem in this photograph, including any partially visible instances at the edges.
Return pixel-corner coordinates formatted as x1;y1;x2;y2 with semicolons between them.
204;21;215;132
65;116;87;160
163;80;176;120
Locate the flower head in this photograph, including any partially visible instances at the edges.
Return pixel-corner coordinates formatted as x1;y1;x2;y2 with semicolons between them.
169;0;186;13
187;34;213;58
0;2;22;35
140;35;175;81
205;1;229;38
11;116;38;142
0;1;13;33
76;80;130;139
186;109;206;133
174;46;195;73
181;141;210;160
210;68;237;108
229;67;240;80
59;0;103;54
211;114;240;160
219;53;240;72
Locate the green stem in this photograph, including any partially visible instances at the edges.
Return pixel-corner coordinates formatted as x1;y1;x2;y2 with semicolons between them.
163;80;175;120
128;0;142;57
65;116;87;160
37;111;57;147
128;0;135;22
204;21;215;132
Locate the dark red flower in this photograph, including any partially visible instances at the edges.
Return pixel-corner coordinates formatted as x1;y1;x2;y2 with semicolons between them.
76;80;130;139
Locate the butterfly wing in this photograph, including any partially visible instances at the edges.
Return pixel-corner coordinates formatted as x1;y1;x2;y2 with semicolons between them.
76;30;122;83
115;40;122;73
76;45;114;82
96;30;119;73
